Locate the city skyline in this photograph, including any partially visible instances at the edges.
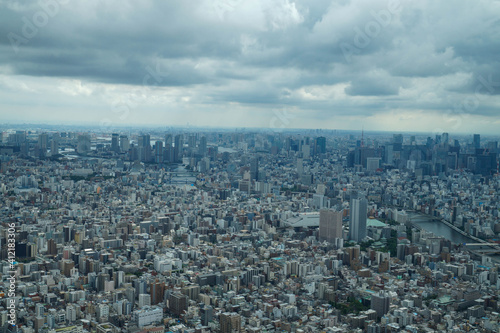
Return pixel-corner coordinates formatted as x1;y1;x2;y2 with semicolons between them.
1;1;500;133
2;126;500;331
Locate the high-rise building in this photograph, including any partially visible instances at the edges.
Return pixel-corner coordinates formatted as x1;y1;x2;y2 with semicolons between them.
219;312;241;333
442;132;449;145
111;133;120;152
66;304;77;322
349;197;367;242
296;157;304;175
199;136;207;156
154;141;163;164
371;291;390;318
38;133;48;158
168;292;187;317
138;294;151;308
165;134;172;147
149;281;165;305
134;279;148;296
182;284;200;301
77;134;91;155
316;136;326;154
188;135;196;148
174;134;182;162
50;135;59;156
35;303;45;317
473;134;481;149
47;239;57;255
319;209;343;243
250;158;259;181
138;134;151;162
393;134;403;145
366;157;381;172
97;304;109;319
200;305;213;326
120;135;130;152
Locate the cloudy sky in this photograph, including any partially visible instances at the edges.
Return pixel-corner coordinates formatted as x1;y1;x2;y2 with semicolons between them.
1;0;500;134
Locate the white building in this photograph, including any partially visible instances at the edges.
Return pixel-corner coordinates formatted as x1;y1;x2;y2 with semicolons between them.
138;294;151;308
133;306;163;327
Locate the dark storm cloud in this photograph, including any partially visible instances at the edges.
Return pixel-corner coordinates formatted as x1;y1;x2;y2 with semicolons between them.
1;0;500;129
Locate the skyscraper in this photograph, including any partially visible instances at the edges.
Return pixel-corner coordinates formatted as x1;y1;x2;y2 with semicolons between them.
250;158;259;181
154;141;163;164
442;132;449;145
349;197;367;242
199;136;207;156
111;133;120;152
393;134;403;145
316;136;326;154
50;134;59;157
165;134;172;147
37;133;48;158
150;281;165;305
120;135;130;152
138;134;151;162
319;209;343;243
168;292;187;316
473;134;480;149
77;134;91;155
174;134;182;162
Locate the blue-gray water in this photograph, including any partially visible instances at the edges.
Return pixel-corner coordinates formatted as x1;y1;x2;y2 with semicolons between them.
408;213;473;244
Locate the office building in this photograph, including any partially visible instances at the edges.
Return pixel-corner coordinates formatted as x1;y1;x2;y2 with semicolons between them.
316;136;326;154
154;141;163;163
111;133;120;152
349;197;367;242
149;281;165;305
174;134;182;162
119;135;130;152
220;312;241;333
371;291;390;318
319;209;343;243
77;134;91;155
133;306;163;327
168;292;187;317
250;158;259;181
473;134;480;149
138;294;151;308
200;305;213;326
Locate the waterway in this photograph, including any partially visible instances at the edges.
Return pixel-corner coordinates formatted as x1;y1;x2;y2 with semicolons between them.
167;164;197;184
408;213;473;245
409;212;500;261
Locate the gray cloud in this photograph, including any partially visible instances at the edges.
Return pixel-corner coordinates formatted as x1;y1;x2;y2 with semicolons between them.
1;0;500;133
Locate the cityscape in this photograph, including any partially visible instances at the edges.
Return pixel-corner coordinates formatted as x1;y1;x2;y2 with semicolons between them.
1;127;500;332
2;0;500;332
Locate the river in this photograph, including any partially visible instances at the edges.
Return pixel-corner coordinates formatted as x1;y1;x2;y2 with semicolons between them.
168;164;197;184
409;212;500;261
408;213;473;244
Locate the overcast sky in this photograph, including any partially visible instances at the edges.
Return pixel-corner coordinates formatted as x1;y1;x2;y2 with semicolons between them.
1;0;500;134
